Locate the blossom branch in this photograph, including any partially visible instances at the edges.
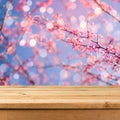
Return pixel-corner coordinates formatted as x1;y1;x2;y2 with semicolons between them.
94;0;120;23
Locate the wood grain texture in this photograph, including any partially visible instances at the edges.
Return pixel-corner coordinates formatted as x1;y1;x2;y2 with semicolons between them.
0;110;120;120
0;86;120;109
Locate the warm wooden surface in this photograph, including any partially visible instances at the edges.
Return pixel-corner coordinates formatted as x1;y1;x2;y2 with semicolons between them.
0;86;120;120
0;86;120;109
1;110;120;120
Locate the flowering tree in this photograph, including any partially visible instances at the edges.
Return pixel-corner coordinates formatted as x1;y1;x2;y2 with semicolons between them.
0;0;120;85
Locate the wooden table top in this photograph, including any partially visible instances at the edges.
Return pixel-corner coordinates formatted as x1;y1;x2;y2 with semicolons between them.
0;86;120;109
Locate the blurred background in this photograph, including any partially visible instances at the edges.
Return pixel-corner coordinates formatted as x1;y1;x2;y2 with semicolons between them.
0;0;120;85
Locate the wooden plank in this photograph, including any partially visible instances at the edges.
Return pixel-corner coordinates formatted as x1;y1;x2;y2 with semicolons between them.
0;86;120;109
0;110;120;120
